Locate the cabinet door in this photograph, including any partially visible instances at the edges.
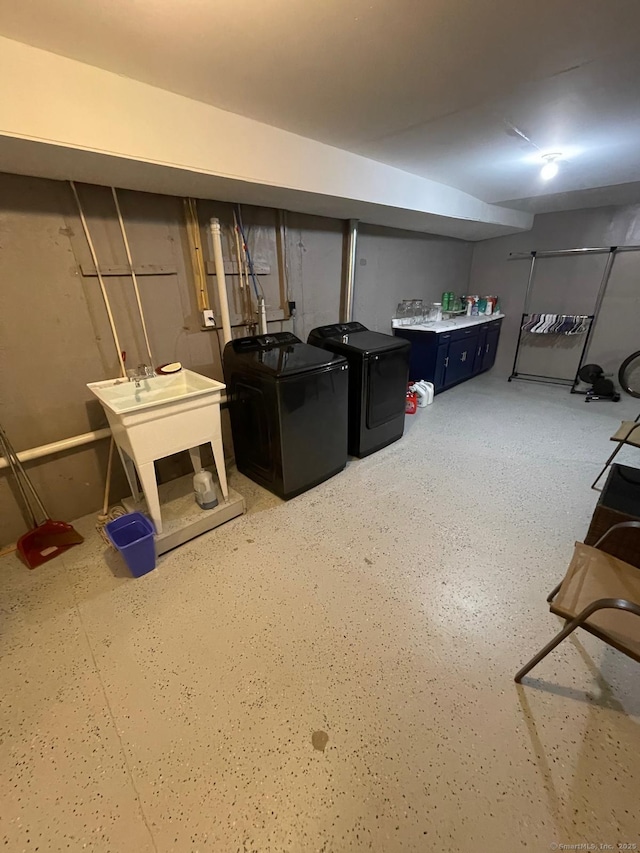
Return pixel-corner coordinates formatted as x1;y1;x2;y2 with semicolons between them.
394;330;439;384
446;338;476;386
434;343;449;390
472;326;488;374
482;327;500;371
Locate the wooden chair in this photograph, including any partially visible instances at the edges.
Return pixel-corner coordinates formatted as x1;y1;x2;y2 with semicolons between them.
515;522;640;683
592;416;640;490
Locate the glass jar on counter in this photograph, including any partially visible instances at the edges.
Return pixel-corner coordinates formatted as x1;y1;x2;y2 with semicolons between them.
410;299;424;324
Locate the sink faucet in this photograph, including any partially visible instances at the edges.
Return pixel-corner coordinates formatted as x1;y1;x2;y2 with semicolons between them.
127;364;155;388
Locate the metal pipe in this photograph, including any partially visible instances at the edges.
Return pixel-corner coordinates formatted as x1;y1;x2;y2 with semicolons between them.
509;253;537;380
111;187;154;366
509;245;640;260
342;219;358;323
70;181;126;377
209;218;233;345
572;248;618;386
0;428;112;471
522;251;537;317
590;248;617;326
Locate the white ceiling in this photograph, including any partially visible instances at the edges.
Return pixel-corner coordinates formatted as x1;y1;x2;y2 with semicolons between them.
2;0;640;214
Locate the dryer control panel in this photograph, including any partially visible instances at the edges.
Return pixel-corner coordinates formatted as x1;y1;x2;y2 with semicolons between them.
311;322;367;340
231;332;300;352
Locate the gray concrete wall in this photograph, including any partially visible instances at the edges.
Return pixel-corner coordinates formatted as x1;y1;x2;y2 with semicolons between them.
0;172;471;545
0;177;295;545
354;224;473;332
282;212;345;340
468;205;640;379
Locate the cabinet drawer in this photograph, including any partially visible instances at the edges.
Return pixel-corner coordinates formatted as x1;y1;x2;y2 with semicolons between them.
450;326;479;342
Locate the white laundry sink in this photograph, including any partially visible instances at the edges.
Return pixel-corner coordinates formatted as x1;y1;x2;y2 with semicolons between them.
88;369;224;418
88;369;228;534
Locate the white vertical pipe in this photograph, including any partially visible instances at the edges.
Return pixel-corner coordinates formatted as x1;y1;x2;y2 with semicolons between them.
111;187;154;366
209;218;232;345
70;181;126;377
258;295;268;334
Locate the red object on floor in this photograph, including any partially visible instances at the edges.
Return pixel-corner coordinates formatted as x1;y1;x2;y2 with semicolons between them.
405;390;418;414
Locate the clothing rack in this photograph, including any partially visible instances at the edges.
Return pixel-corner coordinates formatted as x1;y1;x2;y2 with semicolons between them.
520;313;591;335
506;245;640;391
509;312;594;387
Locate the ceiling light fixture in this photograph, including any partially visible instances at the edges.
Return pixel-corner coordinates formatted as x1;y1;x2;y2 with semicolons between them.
540;152;562;180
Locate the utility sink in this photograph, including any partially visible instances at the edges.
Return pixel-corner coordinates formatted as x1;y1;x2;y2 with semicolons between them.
88;369;225;417
88;369;228;534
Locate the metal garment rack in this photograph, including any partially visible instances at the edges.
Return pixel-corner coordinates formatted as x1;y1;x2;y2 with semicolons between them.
507;245;640;391
509;311;594;387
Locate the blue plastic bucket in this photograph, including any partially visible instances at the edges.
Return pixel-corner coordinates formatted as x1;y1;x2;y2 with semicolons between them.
105;512;156;577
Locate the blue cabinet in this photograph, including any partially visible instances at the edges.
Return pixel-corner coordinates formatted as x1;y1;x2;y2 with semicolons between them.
395;318;502;394
473;325;488;373
482;325;500;371
434;342;449;389
446;338;475;385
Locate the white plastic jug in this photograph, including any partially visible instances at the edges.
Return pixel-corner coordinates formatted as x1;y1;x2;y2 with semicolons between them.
410;381;434;407
193;470;218;510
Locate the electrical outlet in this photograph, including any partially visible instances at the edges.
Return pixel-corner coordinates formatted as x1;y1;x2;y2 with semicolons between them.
202;310;216;328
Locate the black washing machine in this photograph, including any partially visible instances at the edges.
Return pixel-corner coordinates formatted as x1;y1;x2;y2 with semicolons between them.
307;322;411;458
223;332;349;499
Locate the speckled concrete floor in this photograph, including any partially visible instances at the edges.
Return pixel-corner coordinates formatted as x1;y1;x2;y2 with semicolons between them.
2;376;640;852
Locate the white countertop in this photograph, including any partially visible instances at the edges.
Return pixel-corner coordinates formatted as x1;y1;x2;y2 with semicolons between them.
391;313;504;334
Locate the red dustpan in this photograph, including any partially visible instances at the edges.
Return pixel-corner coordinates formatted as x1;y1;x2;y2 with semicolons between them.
0;424;83;569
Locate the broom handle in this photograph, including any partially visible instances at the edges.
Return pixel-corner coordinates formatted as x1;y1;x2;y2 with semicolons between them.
0;428;39;528
0;425;49;522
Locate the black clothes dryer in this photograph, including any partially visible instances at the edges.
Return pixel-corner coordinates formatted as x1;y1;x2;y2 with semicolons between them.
307;322;410;457
223;333;349;499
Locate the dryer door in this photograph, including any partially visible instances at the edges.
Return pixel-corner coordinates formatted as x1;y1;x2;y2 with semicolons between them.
365;349;409;429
